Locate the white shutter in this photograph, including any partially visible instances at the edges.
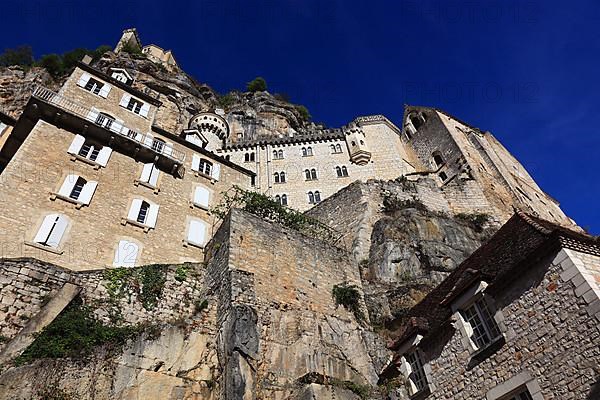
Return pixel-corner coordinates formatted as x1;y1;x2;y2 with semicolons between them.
120;94;132;108
139;103;150;118
77;72;91;88
46;215;68;248
192;154;200;172
163;144;173;157
33;214;58;244
128;199;143;221
140;163;153;183
98;84;111;98
78;181;98;205
146;204;159;228
58;174;78;197
67;134;85;155
96;146;112;167
149;166;160;187
86;107;99;123
187;219;207;246
194;186;210;208
212;164;221;181
144;133;154;148
113;240;139;267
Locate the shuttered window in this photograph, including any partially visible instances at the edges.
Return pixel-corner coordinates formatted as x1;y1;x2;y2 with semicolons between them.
77;72;111;98
33;214;68;248
140;163;160;187
67;135;112;167
57;174;98;205
127;199;159;229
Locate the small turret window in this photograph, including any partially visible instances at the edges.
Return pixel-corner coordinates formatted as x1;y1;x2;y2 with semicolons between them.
432;152;445;168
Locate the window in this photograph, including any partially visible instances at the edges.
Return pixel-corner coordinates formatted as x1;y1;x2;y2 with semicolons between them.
305;169;311;180
76;72;111;98
274;171;286;184
137;201;150;224
127;199;159;229
314;191;321;203
505;390;533;400
140;163;160;187
405;350;429;396
187;219;208;247
330;144;342;153
244;152;255;162
273;149;284;159
192;155;220;180
336;166;349;177
127;98;143;114
113;240;139;267
461;298;501;350
193;186;210;209
120;94;149;117
439;171;448;182
305;169;317;180
311;169;317;180
432;152;445;168
94;112;115;130
56;174;98;205
308;192;315;204
67;135;112;167
302;146;313;157
33;214;68;248
151;138;165;153
275;194;288;206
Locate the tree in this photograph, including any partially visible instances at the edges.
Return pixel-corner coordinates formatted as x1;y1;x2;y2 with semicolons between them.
37;54;63;77
247;77;267;92
295;105;311;121
0;45;34;67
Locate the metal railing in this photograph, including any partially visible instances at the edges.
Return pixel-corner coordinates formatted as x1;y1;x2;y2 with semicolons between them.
32;86;185;163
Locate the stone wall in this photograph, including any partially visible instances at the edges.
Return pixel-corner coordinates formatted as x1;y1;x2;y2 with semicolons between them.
420;249;600;399
205;209;383;399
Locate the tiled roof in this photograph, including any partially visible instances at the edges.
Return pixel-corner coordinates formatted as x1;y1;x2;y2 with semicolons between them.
389;211;597;351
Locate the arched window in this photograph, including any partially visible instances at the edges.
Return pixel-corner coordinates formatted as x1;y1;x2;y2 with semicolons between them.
225;155;230;161
310;169;317;180
410;114;423;130
274;172;280;183
193;186;210;209
359;140;365;145
342;166;348;177
439;172;448;182
280;172;286;183
302;147;307;157
250;152;255;162
275;195;281;204
278;150;284;159
305;169;311;180
432;152;445;168
336;144;342;153
336;166;342;177
272;150;278;159
281;194;287;206
330;144;336;153
307;147;313;156
308;192;315;204
351;141;356;147
314;191;321;203
245;153;250;162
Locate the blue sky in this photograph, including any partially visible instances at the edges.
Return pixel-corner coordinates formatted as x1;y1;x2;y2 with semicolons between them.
1;0;598;233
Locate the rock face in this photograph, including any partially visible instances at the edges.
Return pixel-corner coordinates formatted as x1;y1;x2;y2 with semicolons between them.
0;66;61;118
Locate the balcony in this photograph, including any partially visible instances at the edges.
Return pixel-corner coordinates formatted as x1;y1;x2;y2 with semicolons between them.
31;86;185;170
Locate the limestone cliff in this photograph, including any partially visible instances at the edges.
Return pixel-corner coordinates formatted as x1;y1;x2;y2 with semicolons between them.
0;66;62;118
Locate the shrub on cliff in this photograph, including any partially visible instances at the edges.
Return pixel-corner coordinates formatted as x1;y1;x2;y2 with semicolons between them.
0;45;34;67
332;282;364;321
247;76;267;92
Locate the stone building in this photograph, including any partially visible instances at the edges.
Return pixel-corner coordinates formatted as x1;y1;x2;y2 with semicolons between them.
383;211;600;399
0;60;253;271
0;111;15;153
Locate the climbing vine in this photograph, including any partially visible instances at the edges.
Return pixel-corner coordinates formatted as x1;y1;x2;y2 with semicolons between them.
211;185;340;244
103;264;167;311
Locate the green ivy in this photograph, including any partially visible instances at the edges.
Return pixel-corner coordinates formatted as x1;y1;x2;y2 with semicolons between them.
174;264;191;282
211;186;339;244
383;195;427;213
332;282;364;321
103;264;167;311
14;298;141;366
